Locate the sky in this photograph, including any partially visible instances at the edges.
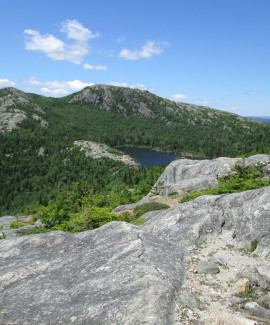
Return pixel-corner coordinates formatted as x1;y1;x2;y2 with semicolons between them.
0;0;269;116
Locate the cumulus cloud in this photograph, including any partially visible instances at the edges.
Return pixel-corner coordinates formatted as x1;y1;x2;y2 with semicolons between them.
0;79;16;87
60;19;100;41
119;41;169;60
108;82;150;90
24;19;100;64
26;77;94;96
170;94;189;101
83;63;107;70
108;82;129;87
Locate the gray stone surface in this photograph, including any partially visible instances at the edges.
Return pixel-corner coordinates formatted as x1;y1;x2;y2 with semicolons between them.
142;185;270;259
257;294;270;309
74;140;140;167
0;222;185;325
177;292;201;309
150;154;270;196
236;266;270;290
195;261;220;274
245;302;270;321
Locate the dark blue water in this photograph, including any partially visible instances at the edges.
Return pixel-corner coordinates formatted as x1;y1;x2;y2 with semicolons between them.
116;147;181;166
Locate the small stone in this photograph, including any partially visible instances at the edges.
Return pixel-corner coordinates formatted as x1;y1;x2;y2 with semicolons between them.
257;294;270;309
234;278;250;295
237;266;270;290
230;296;245;305
195;261;220;274
245;302;270;320
177;292;201;309
211;255;227;266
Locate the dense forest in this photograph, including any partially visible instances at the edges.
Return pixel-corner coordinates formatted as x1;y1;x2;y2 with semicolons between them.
1;85;270;214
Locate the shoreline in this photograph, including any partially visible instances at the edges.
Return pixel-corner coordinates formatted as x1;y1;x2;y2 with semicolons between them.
115;145;208;159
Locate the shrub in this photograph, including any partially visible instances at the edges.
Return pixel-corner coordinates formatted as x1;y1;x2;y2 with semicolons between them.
168;192;178;197
250;239;259;252
133;202;170;217
180;164;270;203
10;221;25;229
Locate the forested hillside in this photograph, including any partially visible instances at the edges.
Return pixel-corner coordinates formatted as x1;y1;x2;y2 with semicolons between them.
1;85;270;214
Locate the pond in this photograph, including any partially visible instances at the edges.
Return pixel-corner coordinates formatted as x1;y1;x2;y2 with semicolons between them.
116;147;182;166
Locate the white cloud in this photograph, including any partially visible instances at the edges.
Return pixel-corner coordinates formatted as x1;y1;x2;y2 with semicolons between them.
41;88;69;95
24;19;100;64
26;78;94;96
170;94;189;101
61;19;100;41
108;82;129;87
116;36;125;43
119;41;169;60
83;63;107;70
108;82;150;90
0;78;16;87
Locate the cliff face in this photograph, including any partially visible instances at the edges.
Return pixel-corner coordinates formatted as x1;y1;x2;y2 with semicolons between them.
0;87;48;133
1;155;270;324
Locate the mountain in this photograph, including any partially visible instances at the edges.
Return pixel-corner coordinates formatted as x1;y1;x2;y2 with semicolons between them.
247;116;270;124
1;85;270;214
1;85;270;156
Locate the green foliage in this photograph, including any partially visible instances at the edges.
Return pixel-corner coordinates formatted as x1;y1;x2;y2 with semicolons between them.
133;202;170;217
168;192;178;197
130;217;147;226
30;185;151;233
180;164;270;203
150;181;164;196
250;239;259;252
9;221;25;229
0;232;7;239
236;284;260;300
1;85;270;215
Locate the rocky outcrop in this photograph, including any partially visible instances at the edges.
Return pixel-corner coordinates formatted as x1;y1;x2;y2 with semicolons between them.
142;185;270;257
113;154;270;213
0;112;27;133
151;154;270;196
0;222;185;325
69;85;156;117
74;140;140;167
0;87;47;133
1;155;270;324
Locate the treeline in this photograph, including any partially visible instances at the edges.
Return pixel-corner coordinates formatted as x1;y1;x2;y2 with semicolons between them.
1;86;270;215
0;119;163;214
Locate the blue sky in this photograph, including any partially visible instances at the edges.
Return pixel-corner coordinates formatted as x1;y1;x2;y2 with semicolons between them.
0;0;269;116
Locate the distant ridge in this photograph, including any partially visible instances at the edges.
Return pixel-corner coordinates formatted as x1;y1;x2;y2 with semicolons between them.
1;85;270;213
247;116;270;124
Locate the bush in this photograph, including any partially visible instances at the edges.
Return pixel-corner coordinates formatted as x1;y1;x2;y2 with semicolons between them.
168;192;178;197
180;164;270;203
133;202;170;217
9;221;25;229
250;239;259;252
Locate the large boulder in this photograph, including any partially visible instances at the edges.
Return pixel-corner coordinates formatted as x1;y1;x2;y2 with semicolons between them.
152;154;270;196
0;222;185;325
